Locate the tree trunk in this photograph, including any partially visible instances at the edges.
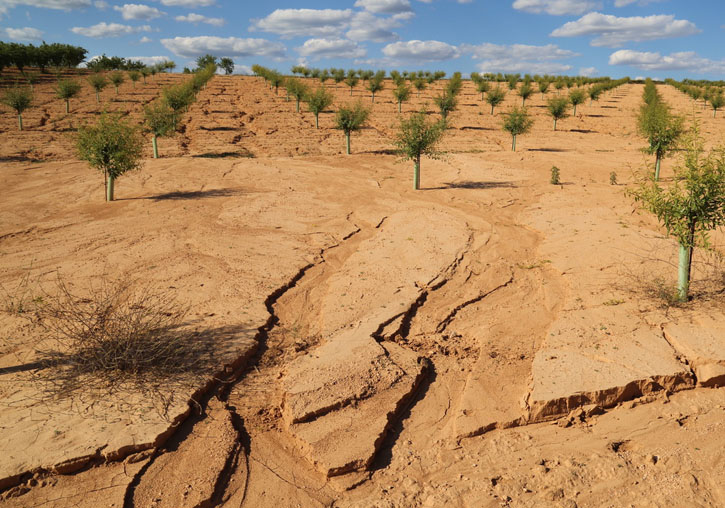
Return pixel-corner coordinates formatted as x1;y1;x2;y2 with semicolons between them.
413;158;420;190
65;100;69;114
512;134;517;152
573;104;577;116
96;91;100;103
106;175;115;202
491;105;494;115
554;118;557;131
152;135;158;159
371;92;375;103
315;113;319;129
345;132;351;155
655;156;661;181
115;85;119;95
677;241;691;301
398;101;401;113
18;114;23;131
296;99;300;113
350;87;353;96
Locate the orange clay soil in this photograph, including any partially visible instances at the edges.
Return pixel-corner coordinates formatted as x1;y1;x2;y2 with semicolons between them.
0;75;723;507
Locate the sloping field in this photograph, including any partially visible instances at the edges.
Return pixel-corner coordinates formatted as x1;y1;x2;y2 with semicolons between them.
0;75;723;507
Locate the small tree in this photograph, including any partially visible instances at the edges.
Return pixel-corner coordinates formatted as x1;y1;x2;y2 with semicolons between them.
434;92;457;120
392;83;412;113
128;70;141;88
589;86;603;105
55;79;81;113
547;96;570;131
219;57;234;75
413;78;426;98
144;101;177;158
538;80;549;99
335;101;370;154
476;80;490;101
25;72;40;92
502;106;533;151
486;87;506;115
518;83;534;106
368;77;383;103
2;87;32;131
637;101;684;181
286;77;309;113
629;127;725;301
87;74;108;103
76;113;143;202
569;89;585;116
344;73;359;96
305;87;334;128
163;83;195;114
109;71;125;94
710;91;724;118
140;67;151;83
268;71;284;95
394;110;446;190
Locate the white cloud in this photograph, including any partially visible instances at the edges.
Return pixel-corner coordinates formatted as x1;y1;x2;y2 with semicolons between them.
382;39;460;62
296;38;366;60
609;49;725;74
113;3;164;20
140;35;152;42
71;21;151;37
579;66;598;75
157;0;214;6
462;42;576;74
614;0;662;6
161;36;286;59
94;0;108;8
551;12;700;47
175;12;224;26
250;8;354;39
354;0;412;14
4;26;44;40
0;0;91;17
512;0;600;16
346;11;404;42
125;55;172;66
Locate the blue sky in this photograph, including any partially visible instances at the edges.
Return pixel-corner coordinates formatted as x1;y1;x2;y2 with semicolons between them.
1;0;724;79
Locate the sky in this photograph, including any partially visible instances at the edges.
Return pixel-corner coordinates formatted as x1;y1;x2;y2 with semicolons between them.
1;0;724;80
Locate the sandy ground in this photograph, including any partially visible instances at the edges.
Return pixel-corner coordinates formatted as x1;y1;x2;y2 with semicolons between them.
0;74;723;507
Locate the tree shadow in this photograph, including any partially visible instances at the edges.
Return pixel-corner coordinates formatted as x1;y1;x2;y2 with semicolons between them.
0;155;46;163
429;180;516;190
460;126;494;131
361;148;398;155
527;148;571;152
199;126;237;131
119;188;245;201
587;114;607;118
570;129;597;134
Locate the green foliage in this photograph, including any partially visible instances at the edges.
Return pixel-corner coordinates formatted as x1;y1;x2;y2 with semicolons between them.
344;74;359;94
550;166;561;185
507;74;519;90
547;96;570;130
446;73;463;96
55;79;81;100
502;106;533;150
195;54;217;70
1;41;87;72
610;171;618;185
637;101;684;161
305;87;334;128
486;87;506;113
392;84;412;111
128;70;141;84
2;87;33;114
285;77;309;112
367;77;384;101
87;54;148;72
518;83;534;104
394;110;446;163
476;79;490;99
163;83;195;113
434;92;457;120
219;57;234;75
76;113;143;197
144;101;177;137
335;101;370;134
108;71;125;92
538;80;549;95
88;73;108;92
413;78;426;96
569;89;586;106
709;90;724;115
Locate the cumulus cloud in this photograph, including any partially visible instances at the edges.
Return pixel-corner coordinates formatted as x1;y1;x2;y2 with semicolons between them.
4;26;44;40
175;12;224;26
461;42;576;74
161;36;286;59
381;40;460;62
250;8;354;39
512;0;600;16
71;22;151;37
296;38;366;60
140;35;152;42
614;0;662;6
125;55;172;66
0;0;91;16
579;66;598;76
157;0;215;6
346;11;405;42
113;3;164;20
551;12;700;47
609;49;725;74
354;0;412;14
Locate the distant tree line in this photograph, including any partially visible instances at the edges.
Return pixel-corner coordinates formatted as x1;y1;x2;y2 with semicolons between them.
0;41;87;73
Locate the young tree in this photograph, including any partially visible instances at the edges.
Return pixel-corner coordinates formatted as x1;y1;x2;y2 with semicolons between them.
554;79;565;94
709;90;724;118
144;101;177;158
305;87;334;128
502;106;533;151
569;89;586;116
518;83;534;106
128;70;141;88
547;96;570;131
140;66;151;83
637;101;684;181
507;74;518;91
344;72;359;96
219;57;234;75
268;71;284;95
629;127;725;301
196;54;217;69
434;92;457;120
367;77;384;103
1;87;32;131
486;87;506;115
163;83;195;114
285;77;309;113
109;71;125;94
25;72;40;92
589;86;603;105
87;74;108;103
538;80;549;99
394;110;446;190
476;79;490;101
335;101;370;154
55;79;81;113
413;78;426;98
392;83;412;113
76;113;143;202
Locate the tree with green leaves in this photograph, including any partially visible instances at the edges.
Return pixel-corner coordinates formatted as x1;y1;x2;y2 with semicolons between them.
554;79;565;94
637;100;684;181
413;78;426;98
392;83;412;113
538;80;549;99
502;106;533;151
87;74;108;103
547;96;570;131
476;79;490;101
286;77;309;113
335;101;370;154
629;126;725;301
144;101;177;158
196;54;217;70
518;83;534;106
268;71;284;95
140;67;151;83
109;71;125;94
709;90;724;118
55;79;81;113
507;74;518;91
446;73;463;96
76;113;144;202
394;110;446;190
434;92;457;120
219;57;234;75
367;77;384;103
128;70;141;88
163;83;195;114
1;87;32;131
344;72;359;96
486;87;506;115
305;87;334;128
25;72;40;92
569;89;586;116
589;85;603;105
